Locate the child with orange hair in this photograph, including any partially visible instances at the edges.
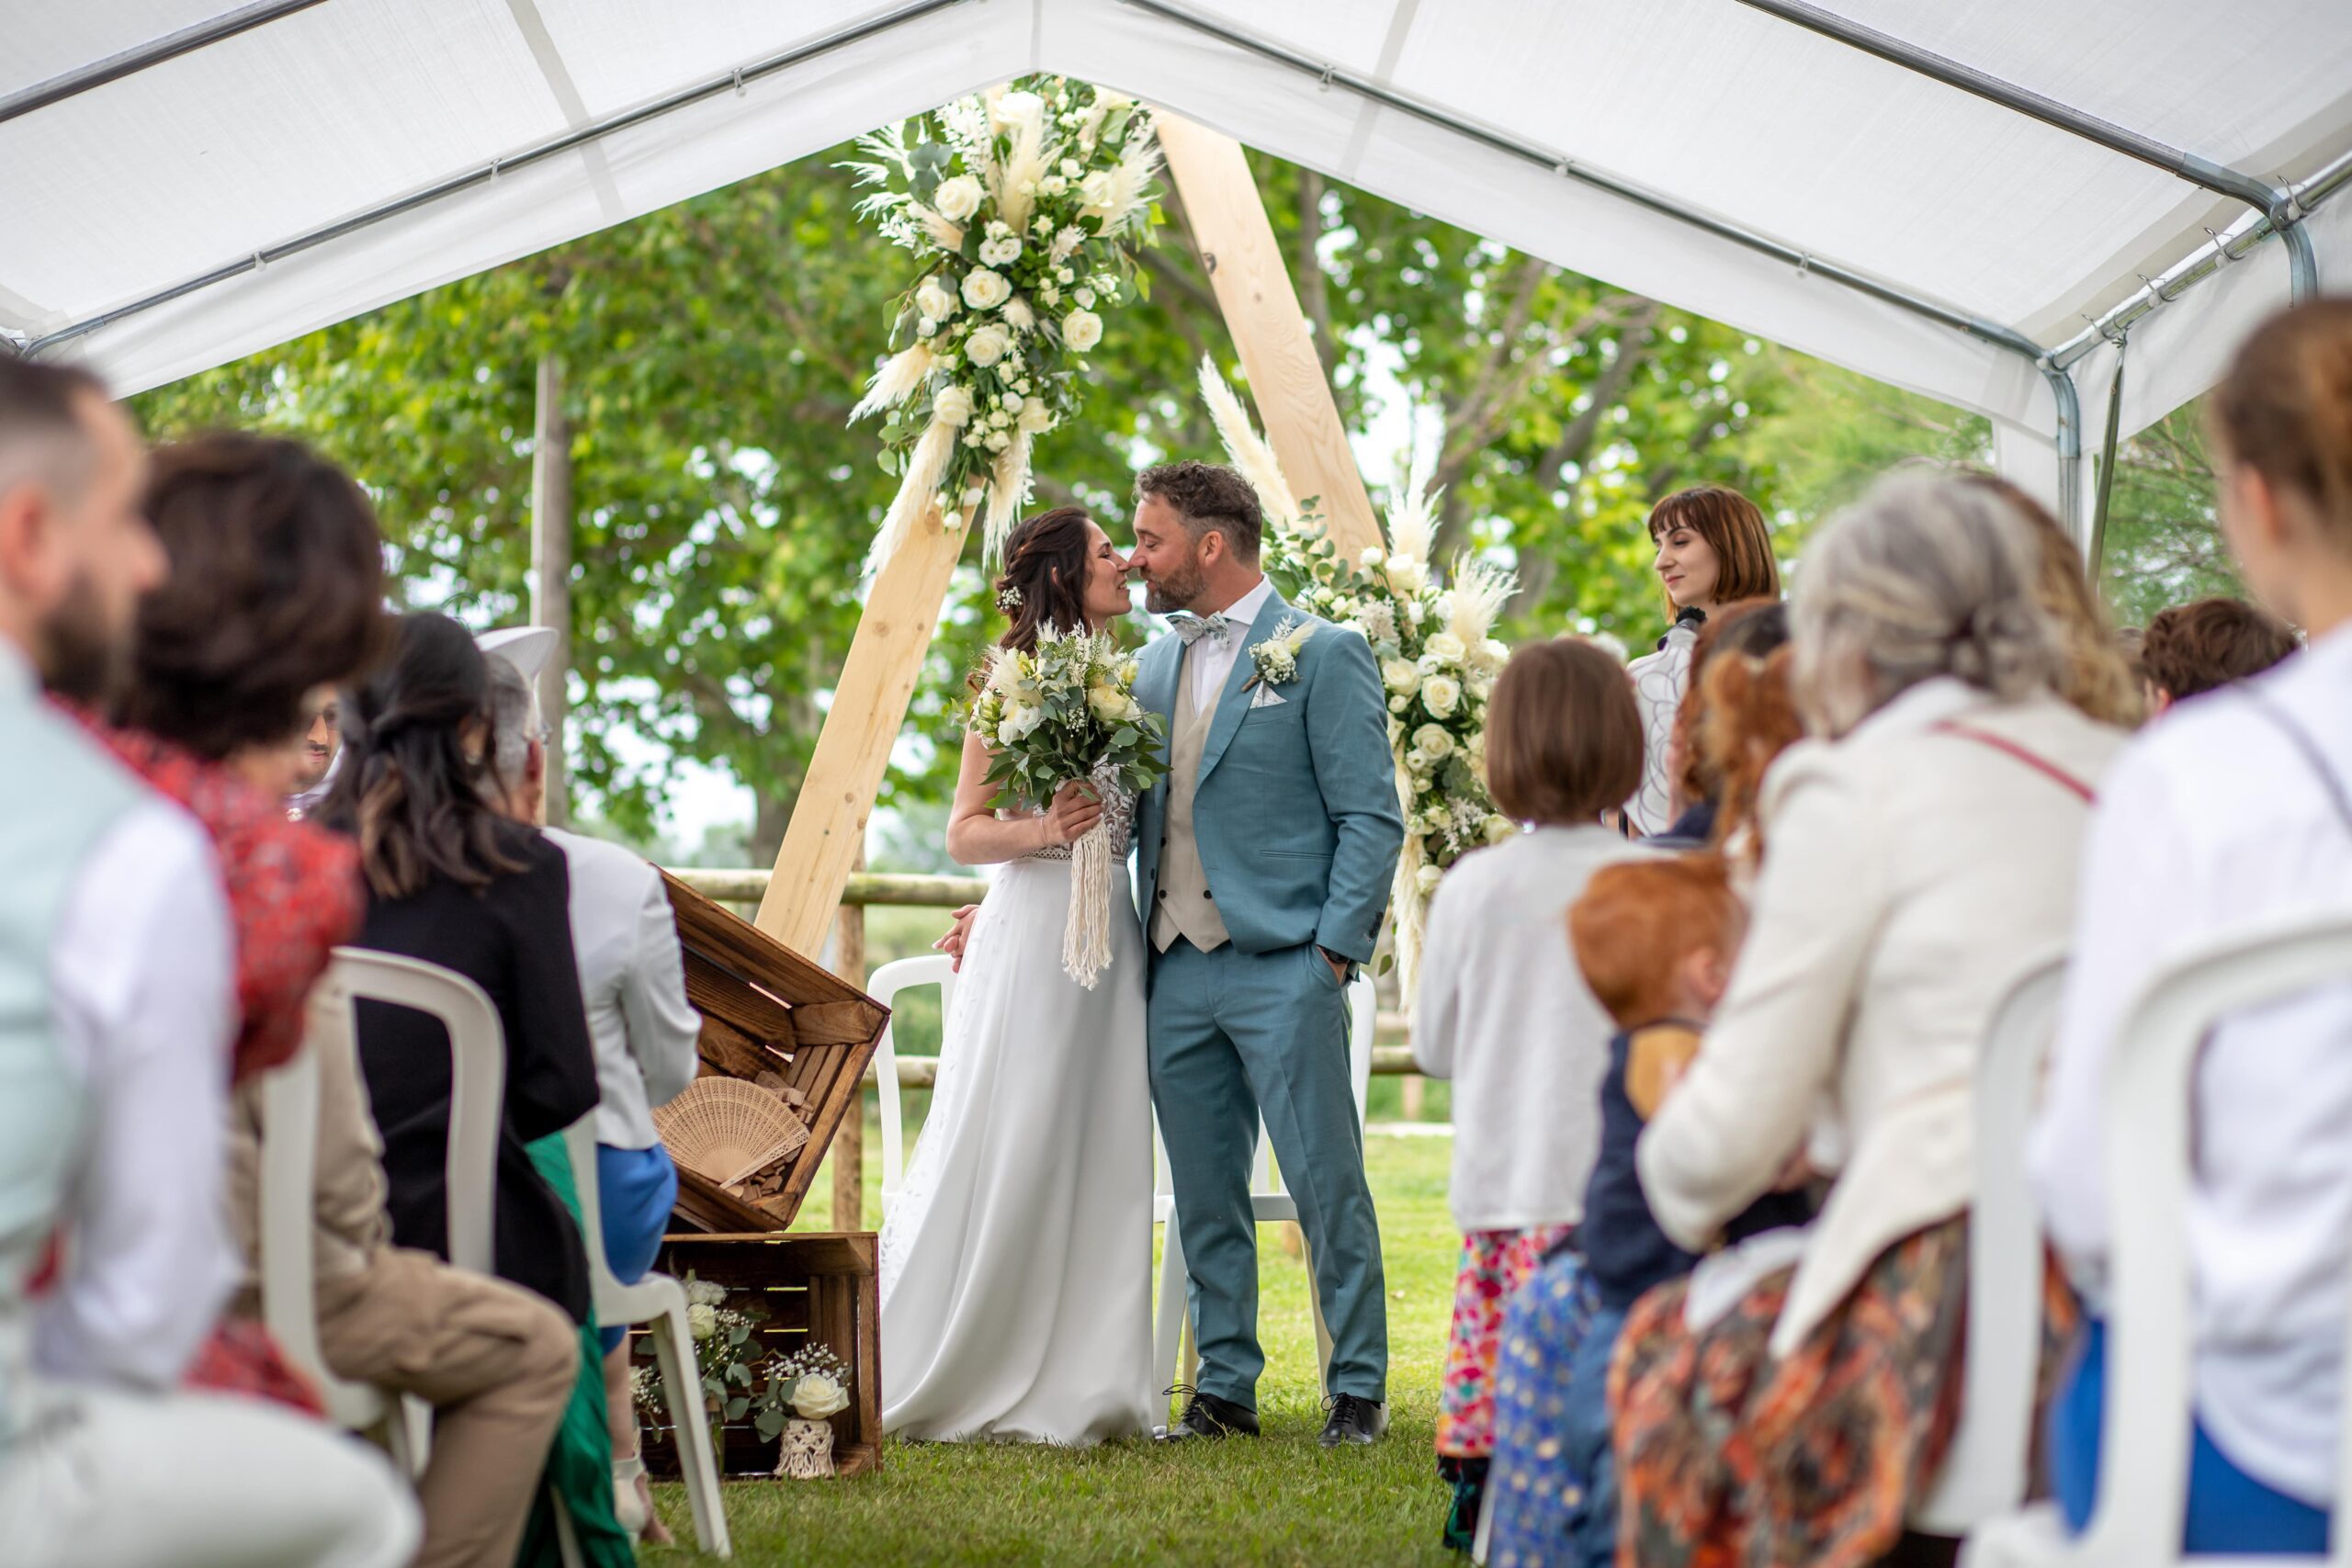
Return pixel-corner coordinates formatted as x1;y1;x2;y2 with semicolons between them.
1484;856;1811;1568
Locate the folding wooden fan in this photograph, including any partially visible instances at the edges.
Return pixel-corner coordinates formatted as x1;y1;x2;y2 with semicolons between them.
654;1078;811;1189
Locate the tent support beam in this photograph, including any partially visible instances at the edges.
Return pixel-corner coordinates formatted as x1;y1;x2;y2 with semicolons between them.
1736;0;2317;302
0;0;334;127
1117;0;2084;530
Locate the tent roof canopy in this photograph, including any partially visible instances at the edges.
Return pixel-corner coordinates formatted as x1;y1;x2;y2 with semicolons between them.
5;0;2350;520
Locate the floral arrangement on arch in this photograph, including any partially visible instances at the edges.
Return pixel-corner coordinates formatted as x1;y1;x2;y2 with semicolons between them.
1197;360;1515;1005
844;76;1162;570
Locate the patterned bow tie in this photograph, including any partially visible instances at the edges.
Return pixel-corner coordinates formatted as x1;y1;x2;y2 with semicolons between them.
1170;612;1233;647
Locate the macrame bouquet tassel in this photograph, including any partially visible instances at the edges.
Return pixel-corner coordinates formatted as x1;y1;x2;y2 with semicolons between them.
1062;818;1114;989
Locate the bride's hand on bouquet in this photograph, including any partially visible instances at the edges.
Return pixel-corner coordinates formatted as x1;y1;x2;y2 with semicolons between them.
1041;779;1104;846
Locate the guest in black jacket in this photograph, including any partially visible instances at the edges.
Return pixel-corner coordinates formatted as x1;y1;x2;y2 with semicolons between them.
318;612;601;1322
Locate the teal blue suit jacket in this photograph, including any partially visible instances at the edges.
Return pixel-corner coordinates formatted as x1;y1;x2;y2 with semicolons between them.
1132;588;1404;964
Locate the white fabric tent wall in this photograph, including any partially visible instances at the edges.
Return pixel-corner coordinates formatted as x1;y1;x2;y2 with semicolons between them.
4;0;2349;528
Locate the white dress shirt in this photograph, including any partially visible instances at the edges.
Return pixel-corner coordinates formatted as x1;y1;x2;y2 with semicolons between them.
2030;627;2352;1506
1182;574;1277;711
544;828;702;1149
1414;825;1654;1231
41;785;238;1390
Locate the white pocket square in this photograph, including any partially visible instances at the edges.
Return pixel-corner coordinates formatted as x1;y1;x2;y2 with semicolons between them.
1250;685;1288;710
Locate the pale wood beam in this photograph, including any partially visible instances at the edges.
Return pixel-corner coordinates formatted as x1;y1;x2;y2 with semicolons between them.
1154;113;1381;559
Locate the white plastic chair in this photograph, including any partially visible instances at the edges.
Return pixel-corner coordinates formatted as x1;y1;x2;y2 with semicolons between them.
1963;910;2352;1568
1911;953;2069;1536
562;1117;731;1557
867;953;959;1219
1152;975;1379;1399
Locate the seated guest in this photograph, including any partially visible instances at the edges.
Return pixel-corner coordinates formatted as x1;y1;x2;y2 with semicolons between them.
1487;854;1810;1568
0;356;416;1567
1967;473;2145;728
483;642;701;1541
1646;598;1787;850
2136;594;2299;713
1616;474;2124;1568
1411;637;1650;1549
2030;299;2352;1553
288;686;342;817
101;433;577;1568
1695;642;1804;879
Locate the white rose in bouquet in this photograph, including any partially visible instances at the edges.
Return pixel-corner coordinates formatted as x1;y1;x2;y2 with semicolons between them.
1062;310;1104;352
1386;557;1429;595
961;267;1012;310
1359;546;1386;569
1080;169;1117;209
995;89;1046;130
965;322;1012;367
1018;400;1056;434
933;175;983;222
915;276;959;323
1476;637;1510;672
998;703;1044;745
1485;815;1517;845
1421;673;1463;718
1412;723;1454;761
978;235;1023;266
789;1372;851;1420
1416;863;1444;894
933;385;975;426
1381;657;1420;695
1389;694;1410;714
1423;631;1467;666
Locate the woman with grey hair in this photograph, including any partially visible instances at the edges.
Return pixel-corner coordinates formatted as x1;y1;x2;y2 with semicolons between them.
1602;475;2125;1567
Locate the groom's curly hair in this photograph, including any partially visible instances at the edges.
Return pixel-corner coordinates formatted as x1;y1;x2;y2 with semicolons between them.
1136;460;1261;563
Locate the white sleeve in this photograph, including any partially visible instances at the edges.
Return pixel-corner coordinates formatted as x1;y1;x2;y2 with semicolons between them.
620;868;703;1111
2028;745;2184;1305
1411;873;1463;1080
38;801;239;1389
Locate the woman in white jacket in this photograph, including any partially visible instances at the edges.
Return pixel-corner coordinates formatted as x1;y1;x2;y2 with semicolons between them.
1612;475;2125;1568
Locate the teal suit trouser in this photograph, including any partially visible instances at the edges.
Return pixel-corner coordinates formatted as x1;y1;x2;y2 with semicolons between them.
1148;938;1387;1407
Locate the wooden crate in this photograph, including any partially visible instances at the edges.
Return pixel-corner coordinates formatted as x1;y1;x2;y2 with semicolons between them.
661;874;888;1231
637;1232;882;1480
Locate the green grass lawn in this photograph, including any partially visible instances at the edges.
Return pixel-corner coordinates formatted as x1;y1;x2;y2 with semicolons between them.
650;1125;1464;1565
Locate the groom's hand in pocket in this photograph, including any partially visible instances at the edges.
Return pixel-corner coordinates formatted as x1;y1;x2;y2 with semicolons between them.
934;904;982;972
1317;945;1350;986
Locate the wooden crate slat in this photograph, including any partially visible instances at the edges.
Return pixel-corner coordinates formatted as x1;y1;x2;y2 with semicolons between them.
684;954;800;1045
694;1010;791;1082
785;1000;883;1045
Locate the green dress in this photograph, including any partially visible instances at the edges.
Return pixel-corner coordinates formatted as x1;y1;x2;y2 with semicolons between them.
518;1134;637;1568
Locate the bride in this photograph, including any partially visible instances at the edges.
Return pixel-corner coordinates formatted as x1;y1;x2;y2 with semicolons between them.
878;505;1157;1445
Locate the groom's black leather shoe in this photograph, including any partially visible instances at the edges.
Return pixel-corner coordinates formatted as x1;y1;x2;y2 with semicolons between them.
1156;1388;1259;1441
1318;1393;1387;1448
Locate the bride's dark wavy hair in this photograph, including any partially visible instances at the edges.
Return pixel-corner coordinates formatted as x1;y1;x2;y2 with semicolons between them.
316;611;525;899
993;507;1096;653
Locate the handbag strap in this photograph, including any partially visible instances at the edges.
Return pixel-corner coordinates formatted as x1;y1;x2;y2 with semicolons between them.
1931;721;2097;804
2241;687;2352;837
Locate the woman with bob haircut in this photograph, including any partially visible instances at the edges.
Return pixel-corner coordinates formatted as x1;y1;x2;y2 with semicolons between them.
1611;474;2125;1567
1623;486;1781;835
2031;299;2352;1553
1411;636;1651;1548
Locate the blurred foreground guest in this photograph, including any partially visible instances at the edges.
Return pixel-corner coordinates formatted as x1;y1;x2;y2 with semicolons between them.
1617;474;2121;1568
0;358;415;1567
2032;299;2352;1553
2137;594;2299;713
288;687;342;816
1695;642;1805;880
1966;473;2145;728
107;434;575;1568
485;639;699;1544
1412;637;1649;1549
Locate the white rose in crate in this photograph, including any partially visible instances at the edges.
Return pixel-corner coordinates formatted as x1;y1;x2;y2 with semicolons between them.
933;174;983;222
790;1371;851;1420
687;1303;718;1341
1062;310;1104;352
1421;672;1463;718
961;267;1012;310
965;322;1012;367
1382;657;1420;695
933;385;975;426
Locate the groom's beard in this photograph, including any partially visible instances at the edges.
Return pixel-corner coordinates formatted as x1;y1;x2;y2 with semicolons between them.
1142;554;1206;615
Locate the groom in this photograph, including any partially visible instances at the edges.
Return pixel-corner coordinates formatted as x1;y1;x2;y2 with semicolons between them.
1127;460;1404;1448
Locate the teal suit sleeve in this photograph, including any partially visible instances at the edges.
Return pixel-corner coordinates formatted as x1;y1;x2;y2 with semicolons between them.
1306;626;1405;964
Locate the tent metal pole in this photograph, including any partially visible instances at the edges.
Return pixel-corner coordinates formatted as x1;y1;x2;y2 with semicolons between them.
1736;0;2317;302
23;0;973;360
1115;0;2087;531
0;0;334;127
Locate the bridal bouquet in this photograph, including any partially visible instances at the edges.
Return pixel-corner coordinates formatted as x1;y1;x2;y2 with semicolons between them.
1197;360;1515;1005
844;76;1162;571
968;626;1168;987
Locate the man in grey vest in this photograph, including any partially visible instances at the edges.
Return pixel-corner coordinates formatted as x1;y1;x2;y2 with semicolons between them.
1128;460;1404;1447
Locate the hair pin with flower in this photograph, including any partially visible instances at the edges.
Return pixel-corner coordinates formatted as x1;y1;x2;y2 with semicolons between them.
996;583;1023;614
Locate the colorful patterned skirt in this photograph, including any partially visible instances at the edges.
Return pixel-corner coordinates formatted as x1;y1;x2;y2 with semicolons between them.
1611;1217;1972;1568
1439;1223;1579;1460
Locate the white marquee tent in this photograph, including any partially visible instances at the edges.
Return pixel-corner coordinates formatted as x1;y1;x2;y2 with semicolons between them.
5;0;2351;536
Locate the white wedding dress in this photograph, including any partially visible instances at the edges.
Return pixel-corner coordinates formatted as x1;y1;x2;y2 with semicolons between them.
877;781;1157;1445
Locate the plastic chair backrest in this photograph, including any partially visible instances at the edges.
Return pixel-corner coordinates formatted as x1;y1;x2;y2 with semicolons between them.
1912;953;2066;1534
563;1117;616;1298
258;1025;348;1410
2077;910;2352;1565
324;947;506;1273
866;953;956;1207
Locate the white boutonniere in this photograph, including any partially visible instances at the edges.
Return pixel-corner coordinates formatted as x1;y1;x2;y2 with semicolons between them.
1245;616;1316;694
